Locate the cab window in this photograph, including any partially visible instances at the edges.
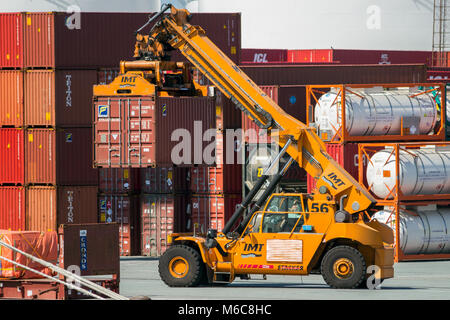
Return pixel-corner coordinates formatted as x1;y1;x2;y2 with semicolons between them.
261;212;304;233
246;212;263;234
266;195;303;213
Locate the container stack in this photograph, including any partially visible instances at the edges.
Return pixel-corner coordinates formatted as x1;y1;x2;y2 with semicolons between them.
188;91;243;234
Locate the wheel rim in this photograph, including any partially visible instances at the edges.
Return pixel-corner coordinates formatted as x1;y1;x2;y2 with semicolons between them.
169;256;189;278
333;258;354;279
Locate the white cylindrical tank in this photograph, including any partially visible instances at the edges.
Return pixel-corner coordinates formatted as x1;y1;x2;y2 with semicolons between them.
366;146;450;199
373;206;450;255
314;89;437;138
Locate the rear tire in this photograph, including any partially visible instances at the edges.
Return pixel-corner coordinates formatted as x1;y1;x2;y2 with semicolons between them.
321;245;366;289
159;245;205;287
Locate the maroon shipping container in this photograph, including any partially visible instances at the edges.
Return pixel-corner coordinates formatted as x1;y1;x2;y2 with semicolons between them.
99;168;140;194
240;48;288;64
140;167;189;194
0;13;23;68
332;49;432;65
0;128;24;185
215;91;242;130
190;131;242;194
189;194;242;233
306;143;366;193
26;186;98;233
0;186;25;230
25;128;98;185
97;68;120;85
239;64;427;86
93;96;216;168
98;194;140;256
24;69;98;127
427;68;450;83
1;12;240;69
140;194;190;256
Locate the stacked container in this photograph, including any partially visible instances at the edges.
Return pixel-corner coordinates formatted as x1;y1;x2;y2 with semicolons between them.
188;91;243;234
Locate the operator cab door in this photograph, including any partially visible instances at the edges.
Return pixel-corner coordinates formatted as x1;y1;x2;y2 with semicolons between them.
235;195;325;274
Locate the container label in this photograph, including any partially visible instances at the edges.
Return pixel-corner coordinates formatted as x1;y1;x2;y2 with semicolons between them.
65;133;72;143
162;104;167;117
80;230;87;271
98;105;109;118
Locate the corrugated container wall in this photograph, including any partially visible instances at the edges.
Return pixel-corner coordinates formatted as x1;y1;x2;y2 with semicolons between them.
1;12;241;68
140;194;190;256
140;167;190;194
0;71;24;127
239;64;427;86
0;128;24;185
0;187;25;230
25;128;97;185
25;186;56;232
240;48;288;64
0;13;23;68
24;69;98;127
99;168;140;194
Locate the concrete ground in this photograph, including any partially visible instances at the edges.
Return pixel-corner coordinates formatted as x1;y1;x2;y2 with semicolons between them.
119;257;450;300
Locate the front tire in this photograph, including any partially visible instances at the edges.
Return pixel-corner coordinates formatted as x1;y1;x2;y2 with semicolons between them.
159;245;205;287
321;245;366;289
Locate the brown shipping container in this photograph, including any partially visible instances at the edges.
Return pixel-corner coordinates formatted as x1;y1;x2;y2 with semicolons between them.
26;186;99;232
140;167;189;194
24;69;98;127
97;68;120;85
140;194;190;256
188;194;242;233
15;12;240;69
307;143;367;193
0;71;24;127
99;168;140;194
215;91;242;130
239;64;427;86
25;128;98;185
59;223;120;277
0;128;25;185
98;194;140;256
93;96;216;167
0;186;25;231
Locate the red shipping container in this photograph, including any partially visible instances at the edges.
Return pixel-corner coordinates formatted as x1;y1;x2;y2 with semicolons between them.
188;194;242;233
24;69;98;127
98;194;140;256
306;143;367;193
287;49;333;63
93;96;216;168
0;128;24;185
0;13;23;68
0;71;24;127
240;64;427;86
0;230;57;279
99;168;140;194
0;187;25;231
427;68;450;83
140;194;190;256
240;48;288;64
25;128;98;185
140;167;189;194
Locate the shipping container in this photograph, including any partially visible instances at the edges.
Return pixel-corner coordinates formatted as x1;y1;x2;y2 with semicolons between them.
240;48;288;64
287;49;333;63
24;69;98;127
140;167;189;194
0;13;23;68
0;186;25;230
0;128;24;185
25;186;98;233
97;68;120;85
0;70;23;127
140;194;190;256
215;91;242;130
1;12;240;69
190;131;242;194
427;67;450;83
99;168;140;194
189;194;242;233
239;64;427;86
93;96;216;167
307;143;364;193
98;194;140;256
25;128;98;185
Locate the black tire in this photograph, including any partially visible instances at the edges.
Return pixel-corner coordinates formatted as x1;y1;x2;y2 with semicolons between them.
158;245;205;287
320;245;366;289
